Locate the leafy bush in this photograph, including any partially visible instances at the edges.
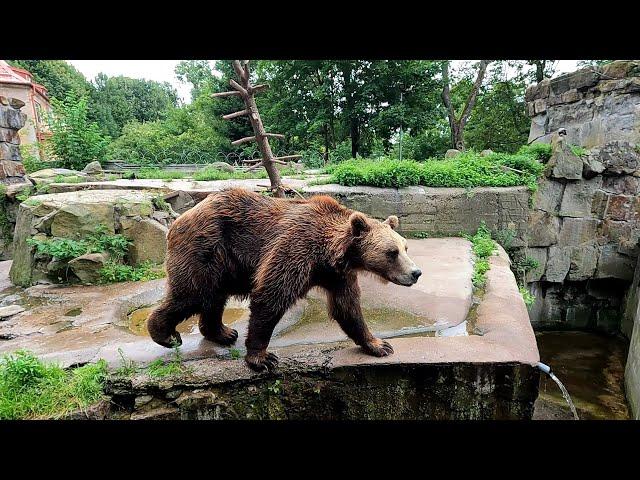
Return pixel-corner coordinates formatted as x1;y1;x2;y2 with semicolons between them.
516;143;552;162
27;225;130;262
519;286;535;306
0;350;106;419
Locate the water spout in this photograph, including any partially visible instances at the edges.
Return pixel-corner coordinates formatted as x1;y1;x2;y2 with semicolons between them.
536;362;579;420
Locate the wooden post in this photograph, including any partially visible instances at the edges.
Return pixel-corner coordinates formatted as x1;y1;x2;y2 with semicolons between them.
212;60;292;198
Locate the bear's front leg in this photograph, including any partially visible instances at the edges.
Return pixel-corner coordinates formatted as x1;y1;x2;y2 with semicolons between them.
327;275;394;357
244;298;288;372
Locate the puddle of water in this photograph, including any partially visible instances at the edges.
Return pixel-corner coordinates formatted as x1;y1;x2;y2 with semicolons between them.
64;307;83;317
127;304;249;337
534;331;630;420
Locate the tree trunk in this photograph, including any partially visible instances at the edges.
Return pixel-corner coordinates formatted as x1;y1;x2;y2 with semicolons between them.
341;62;359;158
441;60;491;151
230;61;284;198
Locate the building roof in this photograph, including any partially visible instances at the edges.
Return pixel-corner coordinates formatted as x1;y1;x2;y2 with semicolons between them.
0;60;49;100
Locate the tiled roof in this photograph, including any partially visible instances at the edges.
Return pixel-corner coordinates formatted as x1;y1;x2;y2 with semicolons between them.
0;60;31;85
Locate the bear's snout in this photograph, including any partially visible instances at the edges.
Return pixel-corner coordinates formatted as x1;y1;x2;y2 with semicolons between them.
411;268;422;282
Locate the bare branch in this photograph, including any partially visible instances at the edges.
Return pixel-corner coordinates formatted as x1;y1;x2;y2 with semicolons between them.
222;109;249;120
231;136;257;146
229;79;248;96
250;84;269;94
211;91;241;98
272;154;302;162
265;133;285;140
232;60;246;83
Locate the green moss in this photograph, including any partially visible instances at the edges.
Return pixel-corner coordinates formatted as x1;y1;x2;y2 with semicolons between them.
0;350;107;419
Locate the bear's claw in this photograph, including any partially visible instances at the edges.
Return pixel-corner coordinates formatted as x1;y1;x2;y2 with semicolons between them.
362;338;394;357
245;351;279;372
151;332;183;349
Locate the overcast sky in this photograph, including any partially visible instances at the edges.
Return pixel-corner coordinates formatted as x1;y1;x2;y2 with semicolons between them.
67;60;581;105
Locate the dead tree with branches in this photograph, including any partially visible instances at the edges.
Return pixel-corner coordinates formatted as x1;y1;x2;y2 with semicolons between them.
212;60;302;198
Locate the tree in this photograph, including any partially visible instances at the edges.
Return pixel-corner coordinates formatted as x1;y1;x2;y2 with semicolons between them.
47;92;110;170
7;60;93;101
175;60;216;101
441;60;491;150
526;60;556;83
90;74;179;138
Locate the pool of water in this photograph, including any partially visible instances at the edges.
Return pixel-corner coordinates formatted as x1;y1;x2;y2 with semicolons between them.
533;331;630;420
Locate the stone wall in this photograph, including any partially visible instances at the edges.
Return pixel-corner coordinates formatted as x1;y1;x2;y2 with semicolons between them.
624;256;640;418
304;184;531;244
0;96;29;260
527;60;640;147
524;61;640;333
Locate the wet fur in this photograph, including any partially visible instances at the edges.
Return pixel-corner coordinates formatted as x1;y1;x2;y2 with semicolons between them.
147;188;410;370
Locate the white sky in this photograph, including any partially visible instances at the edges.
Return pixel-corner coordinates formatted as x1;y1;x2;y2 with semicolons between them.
68;60;582;105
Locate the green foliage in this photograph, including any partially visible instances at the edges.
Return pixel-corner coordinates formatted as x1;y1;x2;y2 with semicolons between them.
98;261;164;283
0;350;106;419
466;223;497;289
569;144;588;157
516;143;553;162
229;348;241;360
54;174;85;184
27;226;130;262
519;286;535;306
90;73;178;138
27;237;90;261
0;186;11;241
19;144;60;173
329;147;544;189
115;348;138;378
47;92;110;170
7;60;92;102
146;343;185;378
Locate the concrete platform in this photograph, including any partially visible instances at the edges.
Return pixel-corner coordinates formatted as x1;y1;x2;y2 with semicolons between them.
0;239;540;419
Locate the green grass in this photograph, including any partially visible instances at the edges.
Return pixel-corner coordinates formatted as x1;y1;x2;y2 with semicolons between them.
125;168;186;180
54;175;86;184
327;146;547;191
193;166;268;181
466;223;498;289
569;144;589;157
0;350;107;419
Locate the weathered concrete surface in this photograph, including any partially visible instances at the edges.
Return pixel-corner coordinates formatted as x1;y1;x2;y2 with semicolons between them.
624;257;640;418
0;241;540;419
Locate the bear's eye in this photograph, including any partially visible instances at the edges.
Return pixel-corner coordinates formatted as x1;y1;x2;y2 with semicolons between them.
386;249;399;260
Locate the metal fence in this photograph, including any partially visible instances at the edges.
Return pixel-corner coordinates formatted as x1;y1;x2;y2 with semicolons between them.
103;148;305;172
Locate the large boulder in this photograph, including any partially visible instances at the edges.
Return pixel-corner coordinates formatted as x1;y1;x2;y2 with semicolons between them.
51;203;115;239
82;161;103;175
68;252;109;284
28;168;88;185
121;217;168;265
445;149;461;159
209;162;235;173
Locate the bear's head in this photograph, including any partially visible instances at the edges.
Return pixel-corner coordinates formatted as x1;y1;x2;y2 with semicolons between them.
348;212;422;287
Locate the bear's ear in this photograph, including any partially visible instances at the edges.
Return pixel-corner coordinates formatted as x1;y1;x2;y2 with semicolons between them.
349;212;370;238
383;215;399;230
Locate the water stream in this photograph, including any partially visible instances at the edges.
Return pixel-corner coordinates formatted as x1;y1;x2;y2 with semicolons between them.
548;371;579;420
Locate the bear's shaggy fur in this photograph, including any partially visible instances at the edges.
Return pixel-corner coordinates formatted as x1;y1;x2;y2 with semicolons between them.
147;188;421;371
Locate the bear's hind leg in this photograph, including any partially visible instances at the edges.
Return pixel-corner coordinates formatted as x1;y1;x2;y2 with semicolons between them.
147;296;197;348
198;295;238;346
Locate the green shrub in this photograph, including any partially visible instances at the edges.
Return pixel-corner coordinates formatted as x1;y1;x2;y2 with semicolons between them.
98;261;164;283
27;226;131;262
569;144;588;157
0;350;106;419
520;286;535;306
328;147;544;190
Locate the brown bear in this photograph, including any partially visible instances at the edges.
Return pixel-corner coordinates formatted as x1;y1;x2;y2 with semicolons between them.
147;188;422;371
